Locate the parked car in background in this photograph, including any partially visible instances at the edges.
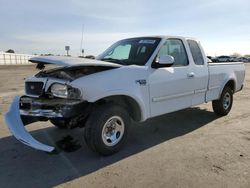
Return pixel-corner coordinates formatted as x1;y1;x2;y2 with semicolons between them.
238;57;249;62
217;56;231;62
229;56;238;62
211;56;218;62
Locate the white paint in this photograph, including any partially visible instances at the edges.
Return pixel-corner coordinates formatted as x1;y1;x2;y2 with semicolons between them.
4;36;246;153
25;36;246;121
30;56;121;67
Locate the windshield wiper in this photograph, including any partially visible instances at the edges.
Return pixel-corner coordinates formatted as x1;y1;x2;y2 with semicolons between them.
101;58;128;65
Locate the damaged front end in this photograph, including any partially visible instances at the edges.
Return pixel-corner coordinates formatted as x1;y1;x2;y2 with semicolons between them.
5;56;122;152
5;95;91;152
19;96;90;123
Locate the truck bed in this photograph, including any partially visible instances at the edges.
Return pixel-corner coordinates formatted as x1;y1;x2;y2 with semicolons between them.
206;61;245;102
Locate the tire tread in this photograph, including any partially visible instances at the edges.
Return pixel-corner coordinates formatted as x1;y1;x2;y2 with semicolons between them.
84;103;130;155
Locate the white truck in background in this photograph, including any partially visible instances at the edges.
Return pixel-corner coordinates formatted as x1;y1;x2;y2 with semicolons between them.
5;36;245;155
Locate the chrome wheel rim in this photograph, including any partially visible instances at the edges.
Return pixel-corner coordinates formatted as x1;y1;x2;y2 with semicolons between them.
223;92;231;110
101;116;125;147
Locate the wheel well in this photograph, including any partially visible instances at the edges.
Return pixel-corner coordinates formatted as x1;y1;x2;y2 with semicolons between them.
94;95;142;122
225;80;235;93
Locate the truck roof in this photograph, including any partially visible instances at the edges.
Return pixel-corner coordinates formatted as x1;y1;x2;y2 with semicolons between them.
126;35;199;42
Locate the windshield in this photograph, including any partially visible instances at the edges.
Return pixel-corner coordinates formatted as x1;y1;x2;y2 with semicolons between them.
97;37;161;66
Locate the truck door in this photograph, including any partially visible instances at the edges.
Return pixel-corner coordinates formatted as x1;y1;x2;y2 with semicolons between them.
148;39;194;117
186;40;209;105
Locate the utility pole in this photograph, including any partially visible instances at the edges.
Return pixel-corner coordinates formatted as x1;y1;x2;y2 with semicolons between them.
80;24;84;57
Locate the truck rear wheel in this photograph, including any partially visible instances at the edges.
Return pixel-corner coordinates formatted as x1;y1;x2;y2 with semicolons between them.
84;104;130;155
212;86;233;116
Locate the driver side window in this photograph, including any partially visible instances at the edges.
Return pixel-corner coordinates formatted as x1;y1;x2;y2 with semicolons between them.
157;39;189;66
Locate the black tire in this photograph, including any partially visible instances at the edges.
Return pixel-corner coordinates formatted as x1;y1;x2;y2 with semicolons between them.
50;118;68;129
212;86;233;116
84;104;130;156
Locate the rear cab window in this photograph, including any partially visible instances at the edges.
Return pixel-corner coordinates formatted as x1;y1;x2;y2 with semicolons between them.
187;40;205;65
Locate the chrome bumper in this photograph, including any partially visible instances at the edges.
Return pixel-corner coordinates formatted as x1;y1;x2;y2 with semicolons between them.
5;96;55;152
19;96;83;119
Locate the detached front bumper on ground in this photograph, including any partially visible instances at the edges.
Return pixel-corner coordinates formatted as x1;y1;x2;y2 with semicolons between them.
5;96;55;152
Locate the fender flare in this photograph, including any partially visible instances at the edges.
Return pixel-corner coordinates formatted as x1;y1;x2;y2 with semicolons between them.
86;90;148;121
219;76;236;97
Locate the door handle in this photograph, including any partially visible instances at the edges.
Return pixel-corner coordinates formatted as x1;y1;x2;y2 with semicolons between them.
187;72;195;78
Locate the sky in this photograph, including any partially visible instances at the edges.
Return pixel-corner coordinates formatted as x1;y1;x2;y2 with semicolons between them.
0;0;250;56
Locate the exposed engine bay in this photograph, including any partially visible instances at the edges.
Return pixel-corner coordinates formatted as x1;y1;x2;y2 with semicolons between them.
35;65;118;81
18;58;122;131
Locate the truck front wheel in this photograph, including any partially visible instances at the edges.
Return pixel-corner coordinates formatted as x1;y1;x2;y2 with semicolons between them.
212;86;233;116
84;104;130;155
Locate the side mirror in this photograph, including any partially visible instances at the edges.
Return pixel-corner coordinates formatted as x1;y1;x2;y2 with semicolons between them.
159;55;174;65
152;55;174;68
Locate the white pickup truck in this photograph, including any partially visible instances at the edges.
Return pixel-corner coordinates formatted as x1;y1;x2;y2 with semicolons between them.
5;36;245;155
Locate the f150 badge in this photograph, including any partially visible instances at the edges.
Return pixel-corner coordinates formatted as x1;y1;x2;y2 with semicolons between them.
136;79;147;85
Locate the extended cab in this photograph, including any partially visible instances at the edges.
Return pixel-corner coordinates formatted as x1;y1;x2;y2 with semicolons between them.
5;36;245;155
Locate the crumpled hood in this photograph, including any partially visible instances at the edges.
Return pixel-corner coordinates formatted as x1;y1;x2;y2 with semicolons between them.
31;56;122;81
29;56;122;68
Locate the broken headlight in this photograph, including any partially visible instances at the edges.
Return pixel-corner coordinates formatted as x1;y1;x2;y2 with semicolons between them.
50;83;81;99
